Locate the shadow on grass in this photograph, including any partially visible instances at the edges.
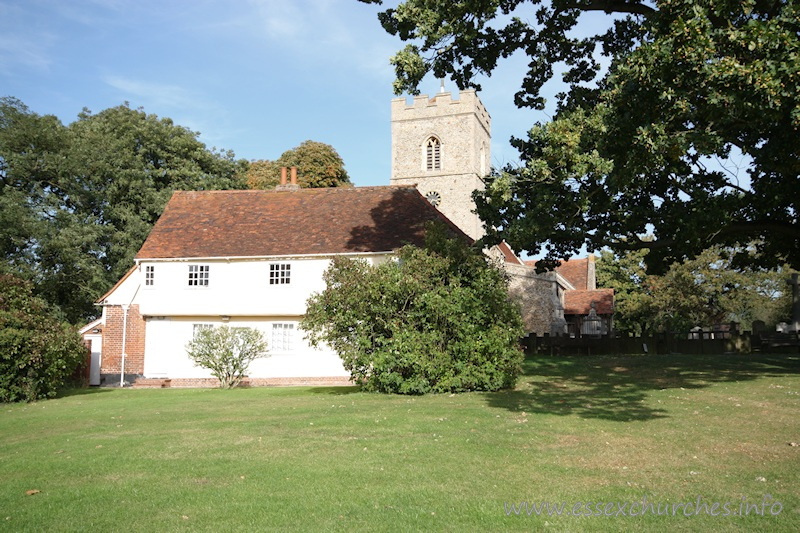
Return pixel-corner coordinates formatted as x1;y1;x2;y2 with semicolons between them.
57;386;116;399
308;386;362;396
484;353;800;422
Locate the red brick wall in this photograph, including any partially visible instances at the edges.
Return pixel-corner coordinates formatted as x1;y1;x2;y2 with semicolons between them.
101;305;146;374
162;376;354;388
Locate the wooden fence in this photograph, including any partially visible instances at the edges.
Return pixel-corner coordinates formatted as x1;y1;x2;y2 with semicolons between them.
523;330;800;356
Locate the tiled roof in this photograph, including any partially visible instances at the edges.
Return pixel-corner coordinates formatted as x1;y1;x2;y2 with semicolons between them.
564;289;614;315
555;258;590;290
136;187;470;260
524;257;591;289
496;241;524;265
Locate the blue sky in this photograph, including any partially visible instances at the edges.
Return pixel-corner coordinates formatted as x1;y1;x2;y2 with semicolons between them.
0;0;561;187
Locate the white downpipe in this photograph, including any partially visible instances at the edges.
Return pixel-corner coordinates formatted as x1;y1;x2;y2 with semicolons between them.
120;304;129;387
119;273;142;387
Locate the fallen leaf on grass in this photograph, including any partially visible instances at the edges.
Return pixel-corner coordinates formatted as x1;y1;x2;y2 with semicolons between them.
25;490;40;496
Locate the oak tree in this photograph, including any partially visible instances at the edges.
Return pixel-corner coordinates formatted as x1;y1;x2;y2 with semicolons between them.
363;0;800;272
0;98;248;322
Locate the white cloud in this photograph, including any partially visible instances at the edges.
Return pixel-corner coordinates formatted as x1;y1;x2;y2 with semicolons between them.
0;33;53;74
103;76;196;109
0;3;54;74
245;0;395;81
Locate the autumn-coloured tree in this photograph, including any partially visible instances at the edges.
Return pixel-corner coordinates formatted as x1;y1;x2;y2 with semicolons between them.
246;140;351;189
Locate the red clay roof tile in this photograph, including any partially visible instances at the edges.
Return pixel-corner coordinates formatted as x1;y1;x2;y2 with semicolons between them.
524;257;591;289
564;289;614;315
135;186;469;260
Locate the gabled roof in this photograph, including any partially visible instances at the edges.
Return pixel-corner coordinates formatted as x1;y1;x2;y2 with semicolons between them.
496;241;524;265
96;265;137;303
564;289;614;315
79;317;104;335
136;186;470;260
524;256;594;290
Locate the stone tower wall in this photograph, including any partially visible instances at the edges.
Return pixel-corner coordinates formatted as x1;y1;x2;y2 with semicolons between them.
390;90;491;240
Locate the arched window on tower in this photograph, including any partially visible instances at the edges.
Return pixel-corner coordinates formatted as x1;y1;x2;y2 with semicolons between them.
425;136;441;171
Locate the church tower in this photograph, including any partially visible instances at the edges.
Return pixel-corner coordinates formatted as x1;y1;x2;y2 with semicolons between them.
390;89;490;240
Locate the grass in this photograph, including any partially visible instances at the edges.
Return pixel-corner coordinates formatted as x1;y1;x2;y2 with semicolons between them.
1;352;798;532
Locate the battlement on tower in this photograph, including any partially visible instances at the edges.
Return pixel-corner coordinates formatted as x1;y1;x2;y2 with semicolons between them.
391;89;490;134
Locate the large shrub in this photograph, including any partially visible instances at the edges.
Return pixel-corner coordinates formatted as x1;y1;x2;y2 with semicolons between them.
302;226;524;394
185;325;269;389
0;274;87;402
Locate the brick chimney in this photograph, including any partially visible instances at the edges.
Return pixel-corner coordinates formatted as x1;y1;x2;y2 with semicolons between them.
276;166;300;191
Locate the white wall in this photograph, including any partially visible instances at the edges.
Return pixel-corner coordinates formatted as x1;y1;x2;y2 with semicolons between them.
102;268;142;305
143;317;348;379
136;255;390;317
105;254;395;379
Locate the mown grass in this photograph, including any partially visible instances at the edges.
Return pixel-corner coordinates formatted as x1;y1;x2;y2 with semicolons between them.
1;353;798;532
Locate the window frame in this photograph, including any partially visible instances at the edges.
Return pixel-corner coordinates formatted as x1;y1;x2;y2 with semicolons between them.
271;322;296;353
188;264;210;287
425;136;441;171
269;263;291;286
144;265;155;287
192;323;213;340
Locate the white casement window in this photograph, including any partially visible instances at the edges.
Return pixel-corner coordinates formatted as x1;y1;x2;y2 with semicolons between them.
144;265;155;287
271;323;295;352
193;323;213;339
188;265;209;287
425;136;441;171
269;263;291;285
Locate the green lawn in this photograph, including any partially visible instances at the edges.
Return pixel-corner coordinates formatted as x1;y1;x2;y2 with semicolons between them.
1;353;798;532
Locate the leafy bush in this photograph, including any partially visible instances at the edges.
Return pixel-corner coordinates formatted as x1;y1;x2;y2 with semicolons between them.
302;225;524;394
0;274;87;402
185;326;269;388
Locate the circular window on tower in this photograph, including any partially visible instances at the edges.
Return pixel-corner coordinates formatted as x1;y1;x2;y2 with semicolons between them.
425;191;441;207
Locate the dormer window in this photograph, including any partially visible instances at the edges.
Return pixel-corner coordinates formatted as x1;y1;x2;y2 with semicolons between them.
425;136;441;171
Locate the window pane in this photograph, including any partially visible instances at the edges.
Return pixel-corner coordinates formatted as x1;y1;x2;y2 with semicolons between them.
189;265;209;286
426;137;441;171
269;263;291;285
271;323;295;352
193;324;212;339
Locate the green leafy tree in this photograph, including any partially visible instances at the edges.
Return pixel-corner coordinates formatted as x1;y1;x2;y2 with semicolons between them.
185;326;269;389
597;246;793;334
246;140;351;189
0;273;87;402
363;0;800;273
0;98;248;322
595;248;652;335
302;225;524;394
246;159;281;189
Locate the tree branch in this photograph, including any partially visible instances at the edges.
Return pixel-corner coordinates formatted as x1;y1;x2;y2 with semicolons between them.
609;220;798;252
559;0;657;16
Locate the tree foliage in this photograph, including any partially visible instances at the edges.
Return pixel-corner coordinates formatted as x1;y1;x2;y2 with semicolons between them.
185;326;269;389
363;0;800;273
0;273;87;402
302;225;524;394
0;98;247;322
246;140;351;189
597;246;793;334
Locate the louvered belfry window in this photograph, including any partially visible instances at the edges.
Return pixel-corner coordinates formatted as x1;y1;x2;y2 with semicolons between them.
426;137;441;171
